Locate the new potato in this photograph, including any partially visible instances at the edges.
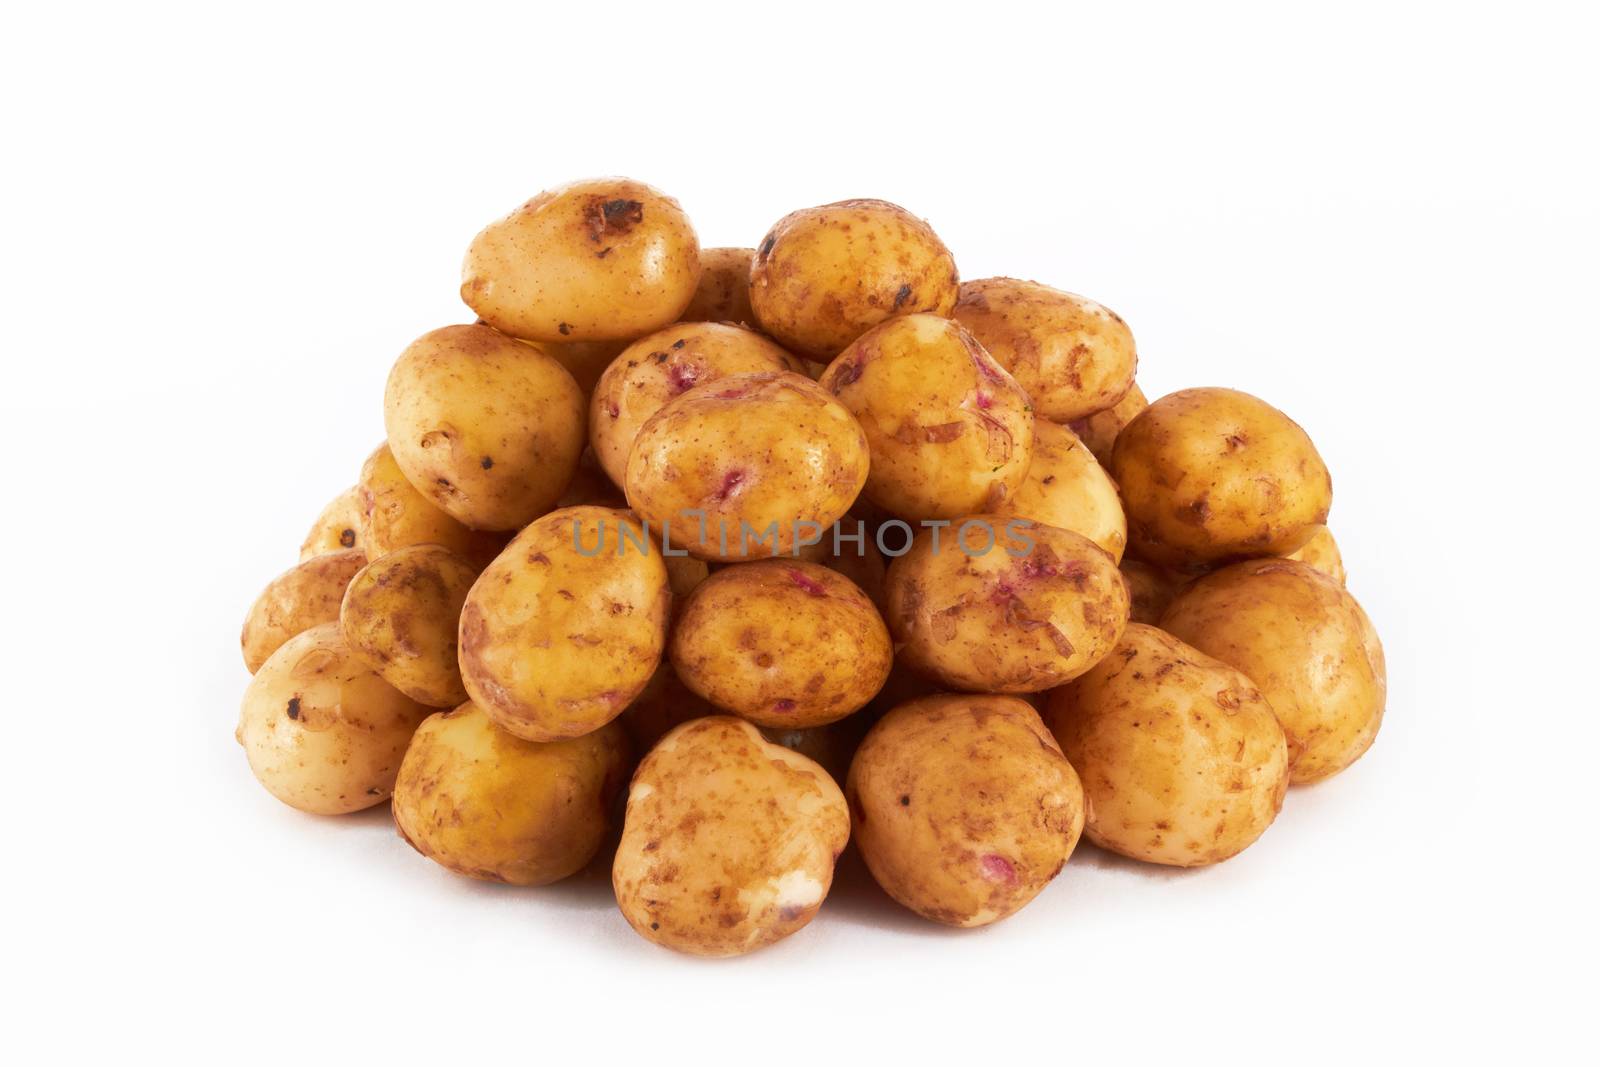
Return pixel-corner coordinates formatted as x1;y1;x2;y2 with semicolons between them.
299;486;365;561
1070;382;1148;465
339;544;478;707
240;549;366;673
356;444;506;567
679;245;757;325
999;419;1126;561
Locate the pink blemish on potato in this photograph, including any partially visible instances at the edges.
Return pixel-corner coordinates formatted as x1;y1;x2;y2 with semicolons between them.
970;349;1009;386
604;400;620;418
709;383;753;399
975;390;994;410
786;569;828;597
980;854;1018;885
771;699;796;713
713;469;746;502
667;363;700;394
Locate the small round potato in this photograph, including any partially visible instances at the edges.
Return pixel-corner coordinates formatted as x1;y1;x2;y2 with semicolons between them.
1160;559;1384;783
885;517;1129;693
237;623;431;814
458;506;671;741
848;694;1084;927
339;545;479;707
1045;623;1290;866
384;323;586;531
624;372;869;561
393;702;630;885
1283;524;1346;584
818;314;1035;520
462;177;700;342
1120;558;1184;624
356;444;507;567
750;199;959;360
670;560;892;728
613;716;850;956
1069;382;1148;465
241;549;366;673
952;278;1138;421
679;246;757;325
299;486;365;561
999;419;1126;561
1110;387;1332;569
590;321;803;488
543;338;628;395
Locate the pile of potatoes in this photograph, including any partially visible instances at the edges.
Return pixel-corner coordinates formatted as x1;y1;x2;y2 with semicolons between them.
238;178;1385;957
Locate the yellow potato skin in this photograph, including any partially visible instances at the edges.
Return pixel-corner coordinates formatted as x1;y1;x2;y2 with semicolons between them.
237;623;431;814
613;716;849;957
458;506;670;742
750;199;959;361
542;338;628;396
848;694;1084;927
241;549;366;673
818;314;1035;520
356;444;507;568
1069;382;1148;465
1110;387;1332;569
339;545;478;707
885;517;1130;693
999;419;1126;561
393;702;630;885
462;177;700;342
952;278;1138;422
679;246;757;325
1160;559;1384;783
670;560;892;728
299;486;365;561
1283;524;1346;584
624;372;870;561
384;324;586;531
1045;623;1290;867
590;321;803;489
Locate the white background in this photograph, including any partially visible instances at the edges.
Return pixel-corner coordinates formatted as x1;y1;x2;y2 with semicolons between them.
3;2;1594;1062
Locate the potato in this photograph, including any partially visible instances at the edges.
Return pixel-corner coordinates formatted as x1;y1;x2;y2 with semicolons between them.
952;278;1138;422
818;314;1035;520
613;716;849;956
796;529;889;611
1109;387;1332;569
619;663;715;756
393;702;629;885
240;549;365;673
462;177;700;342
847;694;1084;927
556;448;627;509
670;560;892;728
1069;382;1147;465
750;199;959;361
1120;558;1183;624
679;245;756;325
1160;559;1384;783
590;321;803;489
339;544;478;707
299;486;365;561
998;419;1126;561
384;323;586;531
885;517;1129;693
759;717;873;784
543;338;628;396
624;371;869;561
1283;524;1346;584
356;444;507;567
458;506;670;741
1044;623;1290;866
236;623;431;814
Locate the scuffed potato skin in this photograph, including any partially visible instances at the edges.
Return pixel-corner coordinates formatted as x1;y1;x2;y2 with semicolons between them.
299;486;365;561
384;324;586;531
356;444;507;568
590;321;804;489
670;560;892;728
614;716;850;957
241;549;366;673
818;314;1035;520
885;517;1130;693
679;246;757;325
952;278;1138;422
1069;382;1148;465
1046;624;1290;866
339;545;478;707
999;419;1126;561
1160;559;1384;783
750;199;959;361
624;372;869;561
1283;524;1346;584
1110;387;1332;570
393;702;629;885
848;694;1084;927
462;177;701;343
237;623;431;814
458;506;670;742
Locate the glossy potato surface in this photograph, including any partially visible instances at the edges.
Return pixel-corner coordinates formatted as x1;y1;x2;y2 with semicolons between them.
356;444;506;567
339;544;478;707
241;549;366;673
999;419;1126;561
299;486;365;561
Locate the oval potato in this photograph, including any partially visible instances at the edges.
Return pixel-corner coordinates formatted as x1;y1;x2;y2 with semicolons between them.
339;544;478;707
356;444;507;567
999;419;1126;561
241;549;366;673
1069;382;1148;465
679;245;757;325
299;486;365;561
